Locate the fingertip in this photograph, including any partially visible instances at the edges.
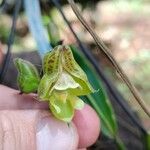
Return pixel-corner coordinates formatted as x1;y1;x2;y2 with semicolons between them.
36;111;78;150
73;104;100;148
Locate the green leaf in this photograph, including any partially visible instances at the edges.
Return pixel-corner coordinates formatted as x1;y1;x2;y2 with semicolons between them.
47;18;60;45
70;45;118;138
14;58;40;93
143;132;150;150
115;136;126;150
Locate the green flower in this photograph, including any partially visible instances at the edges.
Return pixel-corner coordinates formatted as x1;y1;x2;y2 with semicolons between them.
14;58;40;94
38;45;94;122
14;45;94;122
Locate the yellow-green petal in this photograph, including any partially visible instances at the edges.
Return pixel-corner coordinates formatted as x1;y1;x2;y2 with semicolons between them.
49;91;74;122
54;71;80;91
38;73;58;101
61;45;94;95
43;46;61;74
70;96;84;110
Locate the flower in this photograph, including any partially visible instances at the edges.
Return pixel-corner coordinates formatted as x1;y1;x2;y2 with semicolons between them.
14;58;40;94
38;45;94;122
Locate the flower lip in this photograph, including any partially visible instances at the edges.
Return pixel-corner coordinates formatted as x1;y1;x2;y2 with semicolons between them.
54;71;80;91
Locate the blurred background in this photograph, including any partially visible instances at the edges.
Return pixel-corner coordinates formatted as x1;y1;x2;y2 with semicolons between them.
0;0;150;149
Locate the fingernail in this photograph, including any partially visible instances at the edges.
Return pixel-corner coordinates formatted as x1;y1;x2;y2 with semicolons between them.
36;115;78;150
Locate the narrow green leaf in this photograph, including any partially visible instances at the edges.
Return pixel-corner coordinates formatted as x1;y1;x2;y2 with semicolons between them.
14;58;40;93
70;45;118;138
115;136;126;150
143;132;150;150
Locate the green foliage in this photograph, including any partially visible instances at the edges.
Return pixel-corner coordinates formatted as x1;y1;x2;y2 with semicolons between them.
70;45;125;149
71;46;116;135
42;15;60;45
0;24;9;43
143;132;150;150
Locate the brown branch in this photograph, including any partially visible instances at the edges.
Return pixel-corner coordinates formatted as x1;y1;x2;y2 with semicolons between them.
68;0;150;118
0;42;3;65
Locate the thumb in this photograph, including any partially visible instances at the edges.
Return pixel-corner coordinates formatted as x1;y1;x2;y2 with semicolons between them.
0;110;78;150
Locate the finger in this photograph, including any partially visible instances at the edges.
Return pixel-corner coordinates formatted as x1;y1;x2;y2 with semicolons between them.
0;85;49;110
0;110;78;150
73;105;100;148
0;85;100;148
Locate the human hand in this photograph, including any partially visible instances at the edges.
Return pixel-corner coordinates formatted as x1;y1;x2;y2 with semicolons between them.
0;85;100;150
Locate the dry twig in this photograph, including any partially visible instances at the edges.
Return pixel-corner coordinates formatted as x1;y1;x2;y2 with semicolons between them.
68;0;150;118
